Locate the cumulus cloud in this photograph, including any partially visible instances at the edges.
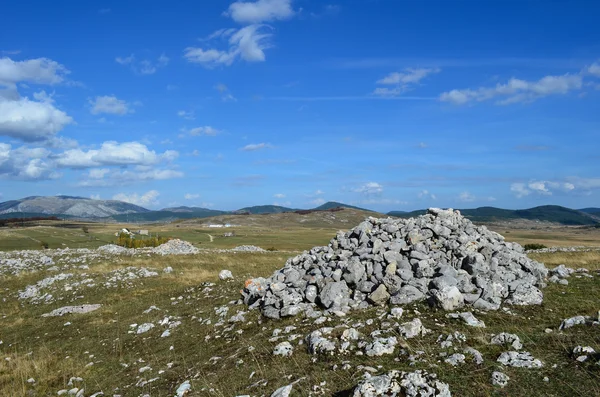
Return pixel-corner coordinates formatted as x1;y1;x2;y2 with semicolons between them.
184;193;200;200
56;141;178;168
0;57;69;88
373;68;440;97
113;190;160;207
0;143;59;180
440;73;583;105
240;142;272;151
184;24;273;67
511;180;578;198
189;126;221;136
274;193;286;198
0;95;73;141
354;182;383;195
226;0;295;23
115;53;169;75
89;95;133;115
587;62;600;77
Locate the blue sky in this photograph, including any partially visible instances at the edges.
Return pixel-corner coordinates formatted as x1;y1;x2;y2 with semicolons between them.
1;0;599;211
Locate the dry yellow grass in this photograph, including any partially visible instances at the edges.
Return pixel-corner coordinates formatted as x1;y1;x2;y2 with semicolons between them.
529;251;600;270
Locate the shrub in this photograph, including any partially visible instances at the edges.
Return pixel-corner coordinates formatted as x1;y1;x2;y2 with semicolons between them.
115;233;171;248
524;243;547;250
82;226;89;234
40;241;49;249
266;247;277;251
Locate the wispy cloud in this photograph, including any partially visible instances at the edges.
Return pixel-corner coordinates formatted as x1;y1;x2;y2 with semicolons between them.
373;68;440;97
214;83;237;101
440;73;583;105
353;182;383;195
89;95;133;115
188;126;221;136
417;190;436;200
177;110;195;120
113;190;159;207
241;142;273;151
116;53;169;75
515;145;551;151
225;0;295;23
184;193;200;200
510;180;576;198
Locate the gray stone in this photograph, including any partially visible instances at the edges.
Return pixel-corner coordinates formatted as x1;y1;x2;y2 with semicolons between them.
352;370;450;397
365;336;397;356
41;304;102;317
447;311;485;328
390;285;425;305
398;318;427;339
497;351;543;368
432;286;464;311
491;371;509;388
270;384;293;397
559;315;591;330
218;269;233;280
368;284;390;306
305;285;318;303
491;333;522;350
273;341;293;357
444;353;465;366
319;281;350;309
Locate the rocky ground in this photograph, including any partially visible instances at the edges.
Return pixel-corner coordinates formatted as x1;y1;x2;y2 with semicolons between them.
0;213;599;396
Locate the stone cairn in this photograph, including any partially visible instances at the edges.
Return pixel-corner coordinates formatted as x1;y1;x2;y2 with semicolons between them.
242;208;548;319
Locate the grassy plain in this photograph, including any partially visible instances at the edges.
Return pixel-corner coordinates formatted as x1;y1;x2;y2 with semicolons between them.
0;211;599;396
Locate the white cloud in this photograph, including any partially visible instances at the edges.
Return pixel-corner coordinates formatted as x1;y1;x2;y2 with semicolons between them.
373;68;440;97
81;167;183;187
0;57;69;88
184;24;273;67
458;191;475;202
184;193;200;200
274;193;285;198
90;194;101;200
440;73;583;105
241;142;272;151
273;200;291;206
113;190;160;207
226;0;294;23
0;143;58;180
189;126;221;136
88;168;110;179
354;182;383;195
177;110;195;120
89;95;132;115
314;190;324;195
116;53;169;75
56;141;178;168
354;198;406;206
510;180;579;198
510;183;531;198
0;95;73;141
587;62;600;77
418;190;436;200
191;149;200;156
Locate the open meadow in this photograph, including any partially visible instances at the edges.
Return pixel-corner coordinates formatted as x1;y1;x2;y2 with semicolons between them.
1;211;599;396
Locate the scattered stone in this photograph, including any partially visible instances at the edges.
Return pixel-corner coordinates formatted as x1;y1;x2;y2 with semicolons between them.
136;323;155;334
41;304;102;317
273;342;294;357
364;336;397;357
175;380;191;396
233;245;266;252
219;270;233;280
491;333;523;350
447;311;485;328
573;346;596;362
352;370;451;397
464;347;484;365
398;318;428;339
152;239;199;256
271;384;293;397
491;371;509;388
497;351;543;368
559;315;592;330
444;353;466;366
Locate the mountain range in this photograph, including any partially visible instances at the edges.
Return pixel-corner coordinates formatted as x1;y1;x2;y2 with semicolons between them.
0;196;598;226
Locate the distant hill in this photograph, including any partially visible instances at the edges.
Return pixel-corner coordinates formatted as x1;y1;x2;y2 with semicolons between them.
388;205;598;225
313;201;370;212
0;196;149;218
235;205;295;214
111;209;226;222
579;208;600;215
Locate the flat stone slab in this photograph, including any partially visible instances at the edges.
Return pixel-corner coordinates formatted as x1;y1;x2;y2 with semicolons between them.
41;304;102;317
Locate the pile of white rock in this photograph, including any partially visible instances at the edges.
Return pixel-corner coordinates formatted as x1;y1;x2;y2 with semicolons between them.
232;245;267;252
151;239;199;255
242;208;548;319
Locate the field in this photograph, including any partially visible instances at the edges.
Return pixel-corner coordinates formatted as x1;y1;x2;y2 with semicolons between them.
0;211;599;396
